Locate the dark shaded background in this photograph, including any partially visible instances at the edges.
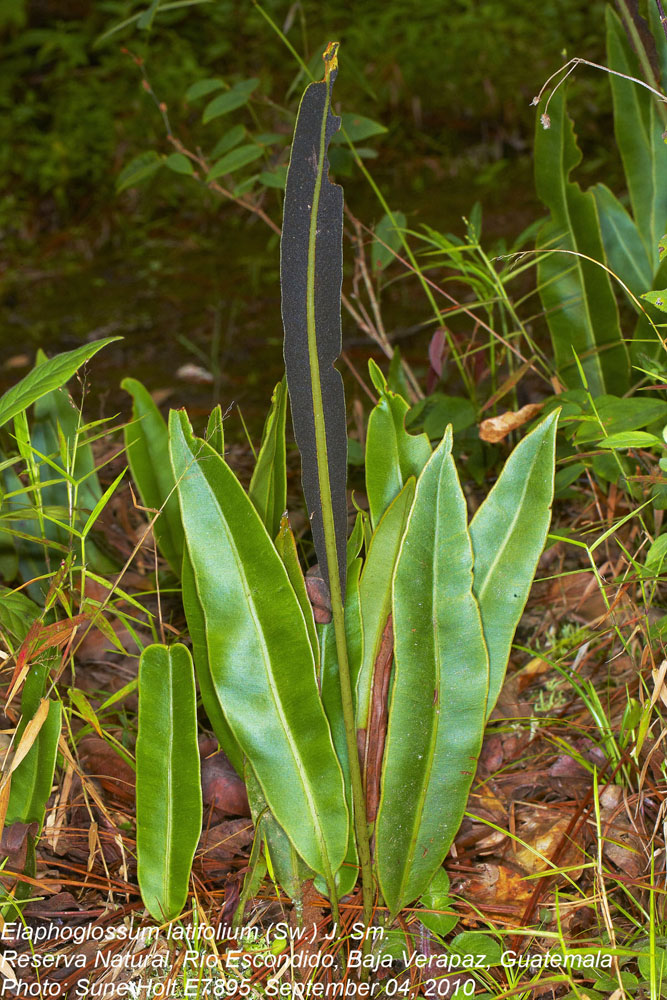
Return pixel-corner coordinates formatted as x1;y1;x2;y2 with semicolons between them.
1;0;611;438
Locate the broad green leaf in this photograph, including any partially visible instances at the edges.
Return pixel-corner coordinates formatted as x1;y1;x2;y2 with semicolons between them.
646;534;667;573
137;0;160;30
387;346;413;400
259;166;287;190
136;643;202;922
591;183;652;294
181;549;243;775
535;87;628;394
164;153;194;176
365;360;430;528
451;932;503;966
638;947;667;984
333;112;387;143
406;394;476;439
0;464;55;601
376;429;489;914
245;765;311;905
169;410;348;879
202;79;259;123
599;431;662;449
274;515;318;665
233;175;259;198
606;7;667;271
231;78;260;97
0;500;18;583
205;404;225;455
0;339;119;430
346;510;366;563
371;211;406;273
470;412;558;716
210;124;246;159
122;378;184;576
0;588;41;646
116;151;162;193
355;478;415;734
185;78;224;101
249;378;287;538
254;132;283;147
328;147;377;176
317;557;363;899
419;867;458;936
281;43;348;596
574;394;667;443
592;972;639;995
642;288;667;313
207;144;264;181
649;0;667;84
607;5;667;363
6;659;61;832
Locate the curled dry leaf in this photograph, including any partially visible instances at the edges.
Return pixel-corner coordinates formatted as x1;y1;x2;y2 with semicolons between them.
305;564;332;623
479;403;544;443
652;659;667;708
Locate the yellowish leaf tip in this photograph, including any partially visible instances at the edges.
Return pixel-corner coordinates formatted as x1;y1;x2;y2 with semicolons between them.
323;42;339;79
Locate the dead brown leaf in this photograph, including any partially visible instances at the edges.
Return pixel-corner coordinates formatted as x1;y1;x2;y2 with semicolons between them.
512;811;585;879
79;735;136;807
600;790;645;878
0;821;39;874
200;740;250;818
451;861;533;911
652;659;667;708
305;565;331;623
198;819;253;863
546;571;609;621
479;403;544;443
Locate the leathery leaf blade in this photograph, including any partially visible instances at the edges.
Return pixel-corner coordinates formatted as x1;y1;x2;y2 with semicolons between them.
275;514;319;666
281;44;347;595
376;428;489;915
470;412;558;716
122;378;184;576
365;359;430;528
606;6;667;270
249;377;288;539
534;87;628;395
181;548;244;776
316;557;363;899
169;409;348;879
355;477;415;735
245;764;312;906
136;643;202;922
6;659;61;831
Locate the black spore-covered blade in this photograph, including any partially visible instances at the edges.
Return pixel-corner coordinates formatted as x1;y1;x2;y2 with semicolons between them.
280;43;347;595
